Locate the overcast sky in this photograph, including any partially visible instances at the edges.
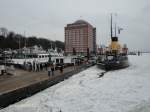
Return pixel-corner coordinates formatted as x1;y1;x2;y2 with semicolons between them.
0;0;150;51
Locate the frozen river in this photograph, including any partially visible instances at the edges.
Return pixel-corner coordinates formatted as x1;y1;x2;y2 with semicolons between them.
1;54;150;112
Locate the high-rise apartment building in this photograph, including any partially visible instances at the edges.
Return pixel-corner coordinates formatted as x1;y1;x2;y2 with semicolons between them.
65;20;96;55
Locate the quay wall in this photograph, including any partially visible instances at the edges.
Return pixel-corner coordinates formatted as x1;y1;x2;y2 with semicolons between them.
0;64;93;109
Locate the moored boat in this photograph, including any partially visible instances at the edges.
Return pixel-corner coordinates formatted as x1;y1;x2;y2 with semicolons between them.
97;53;129;70
97;14;129;70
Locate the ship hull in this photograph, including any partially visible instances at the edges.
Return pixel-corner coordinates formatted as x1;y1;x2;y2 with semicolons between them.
97;58;129;71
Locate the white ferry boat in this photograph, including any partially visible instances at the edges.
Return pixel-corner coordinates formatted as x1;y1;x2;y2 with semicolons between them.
10;45;64;67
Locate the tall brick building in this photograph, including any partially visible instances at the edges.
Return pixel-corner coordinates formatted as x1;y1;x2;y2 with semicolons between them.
65;20;96;55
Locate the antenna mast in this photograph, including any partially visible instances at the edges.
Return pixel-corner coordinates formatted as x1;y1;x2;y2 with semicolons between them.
24;31;26;47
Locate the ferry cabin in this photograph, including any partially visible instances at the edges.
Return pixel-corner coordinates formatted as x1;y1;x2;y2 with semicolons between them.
11;53;65;66
11;53;50;65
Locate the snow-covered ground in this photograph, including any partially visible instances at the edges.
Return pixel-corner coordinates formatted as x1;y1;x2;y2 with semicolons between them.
1;54;150;112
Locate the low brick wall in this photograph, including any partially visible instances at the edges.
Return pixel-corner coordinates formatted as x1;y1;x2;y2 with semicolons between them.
0;64;92;109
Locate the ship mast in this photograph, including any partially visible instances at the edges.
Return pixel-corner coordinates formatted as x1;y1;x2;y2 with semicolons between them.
111;14;113;38
111;14;117;38
115;22;117;37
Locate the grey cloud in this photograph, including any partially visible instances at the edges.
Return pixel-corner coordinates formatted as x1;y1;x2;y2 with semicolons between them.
0;0;150;51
